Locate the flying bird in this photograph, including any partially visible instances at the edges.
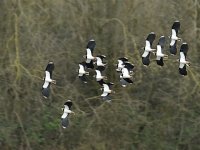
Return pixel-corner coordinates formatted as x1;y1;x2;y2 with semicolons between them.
120;62;134;87
142;32;156;66
61;100;75;128
179;43;190;76
95;55;106;71
78;61;89;83
95;69;107;85
169;21;181;55
101;82;115;101
42;61;56;99
85;39;96;69
116;57;128;72
156;36;168;66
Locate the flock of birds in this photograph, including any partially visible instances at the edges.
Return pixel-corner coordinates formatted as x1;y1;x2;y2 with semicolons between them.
41;20;191;128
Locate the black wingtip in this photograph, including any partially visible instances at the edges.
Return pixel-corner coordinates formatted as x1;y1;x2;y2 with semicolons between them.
42;88;50;98
64;101;73;109
86;39;96;50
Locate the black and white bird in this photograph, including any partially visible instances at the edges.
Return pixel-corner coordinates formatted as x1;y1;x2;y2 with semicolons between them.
120;62;134;87
116;57;128;72
95;55;106;71
42;61;56;99
101;82;114;101
61;100;75;128
95;69;107;85
179;43;190;76
156;36;168;66
85;39;96;69
169;21;181;55
142;32;156;66
78;61;89;83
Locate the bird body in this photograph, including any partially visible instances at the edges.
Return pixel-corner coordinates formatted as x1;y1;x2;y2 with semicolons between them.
119;62;134;86
101;82;114;100
142;32;156;66
61;100;74;128
179;43;189;76
78;62;89;83
121;68;131;78
116;57;128;72
42;61;56;98
85;39;96;69
170;21;181;55
156;36;167;66
95;70;104;81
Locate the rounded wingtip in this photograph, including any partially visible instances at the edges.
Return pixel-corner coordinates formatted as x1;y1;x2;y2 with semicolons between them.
48;61;54;64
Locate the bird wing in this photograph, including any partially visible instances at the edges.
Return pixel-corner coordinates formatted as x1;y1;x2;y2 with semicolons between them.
123;78;133;83
158;36;165;48
45;62;54;77
96;66;105;72
61;117;69;128
61;105;72;118
117;60;124;69
124;62;134;71
142;51;150;58
45;71;52;82
103;84;110;92
101;92;109;97
180;43;188;56
118;57;128;62
86;39;96;53
156;45;164;57
42;71;51;88
42;81;50;88
86;48;93;59
120;78;128;86
96;57;103;66
98;79;105;86
169;40;177;55
145;40;151;50
79;64;85;75
79;74;87;82
41;85;50;98
95;70;102;79
146;32;156;46
122;68;131;78
64;101;73;109
85;60;94;69
172;21;180;34
170;38;176;46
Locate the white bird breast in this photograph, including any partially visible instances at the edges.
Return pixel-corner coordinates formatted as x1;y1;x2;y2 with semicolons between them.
42;71;52;88
103;84;111;93
61;106;71;119
156;45;164;58
86;48;94;60
142;51;149;58
95;70;103;79
145;40;151;50
179;52;186;68
79;65;85;74
96;57;103;66
117;60;124;69
122;68;131;78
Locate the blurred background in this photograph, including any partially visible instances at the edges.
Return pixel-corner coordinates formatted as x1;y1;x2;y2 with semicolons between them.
0;0;200;149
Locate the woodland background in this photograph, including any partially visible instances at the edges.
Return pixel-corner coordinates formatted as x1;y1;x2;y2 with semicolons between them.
0;0;200;150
